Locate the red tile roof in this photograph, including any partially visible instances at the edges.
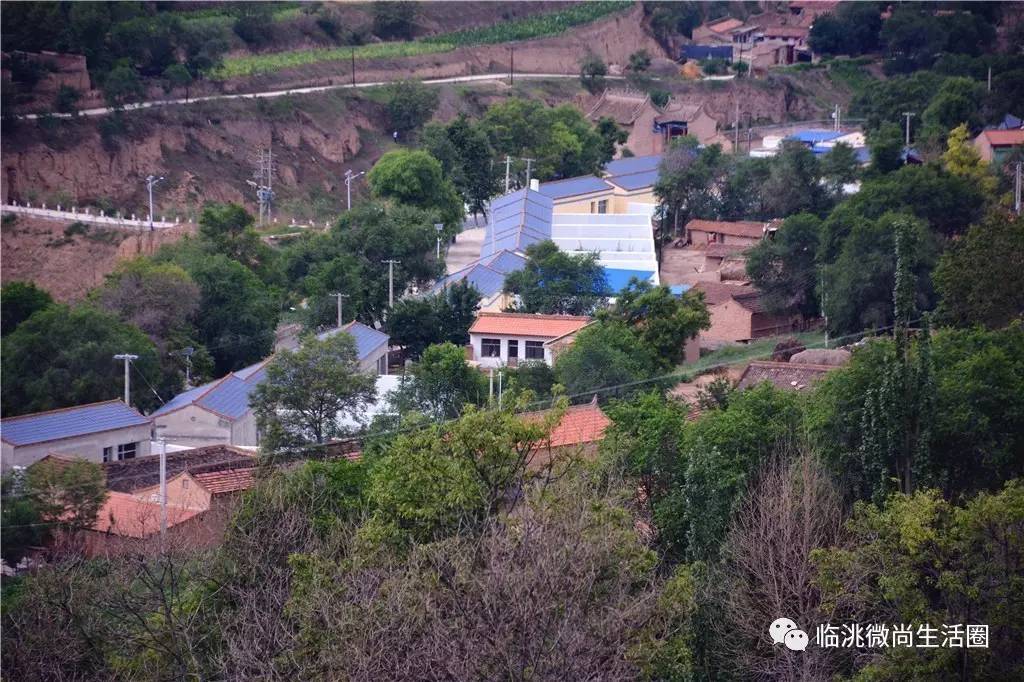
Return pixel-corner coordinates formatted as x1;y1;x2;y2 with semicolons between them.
978;129;1024;146
92;492;202;538
693;281;756;306
524;402;610;448
687;219;768;239
469;313;592;339
193;468;256;495
705;243;750;259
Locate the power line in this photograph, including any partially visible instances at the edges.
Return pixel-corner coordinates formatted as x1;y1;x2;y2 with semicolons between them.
0;321;907;504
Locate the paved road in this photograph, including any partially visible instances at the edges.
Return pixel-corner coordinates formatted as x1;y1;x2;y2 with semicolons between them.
1;203;181;229
22;72;617;120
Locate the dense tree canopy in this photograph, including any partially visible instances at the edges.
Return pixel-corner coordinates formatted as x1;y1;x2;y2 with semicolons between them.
503;240;610;315
367;149;464;234
1;281;53;336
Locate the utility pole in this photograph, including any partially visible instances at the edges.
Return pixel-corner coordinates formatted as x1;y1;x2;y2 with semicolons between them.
504;155;512;193
251;146;276;225
434;223;444;260
145;175;164;231
987;66;992;93
344;169;365;210
498;369;503;410
159;438;168;542
113;354;138;405
382;259;400;307
351;47;356;87
902;112;915;148
734;99;740;153
172;346;195;388
330;292;349;328
489;368;494;402
1011;159;1019;215
523;157;535;187
509;46;514;86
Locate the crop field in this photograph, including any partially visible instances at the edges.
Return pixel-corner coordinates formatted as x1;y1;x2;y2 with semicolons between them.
212;1;632;78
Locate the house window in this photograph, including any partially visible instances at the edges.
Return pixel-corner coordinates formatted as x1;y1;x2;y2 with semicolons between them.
117;442;137;461
589;201;596;213
481;338;501;357
182;478;189;489
103;446;113;463
507;340;518;359
597;199;608;214
525;341;545;360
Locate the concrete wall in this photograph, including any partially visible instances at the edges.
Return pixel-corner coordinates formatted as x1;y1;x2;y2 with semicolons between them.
134;472;212;511
2;424;153;470
551;190;615;215
231;411;259;447
470;333;554;368
360;344;389;375
153;405;233;448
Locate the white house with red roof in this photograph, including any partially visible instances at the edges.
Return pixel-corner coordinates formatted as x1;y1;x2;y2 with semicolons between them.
468;312;592;368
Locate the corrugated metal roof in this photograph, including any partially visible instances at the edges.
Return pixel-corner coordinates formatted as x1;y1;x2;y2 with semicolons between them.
604;154;662;177
607;169;660;191
319;321;389;361
151;381;214;417
154;360;269;420
538;176;611;200
1;400;150;447
480;188;553;258
788;129;843;144
484;250;528;275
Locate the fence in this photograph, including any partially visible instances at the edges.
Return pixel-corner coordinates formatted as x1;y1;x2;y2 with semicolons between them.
1;202;182;230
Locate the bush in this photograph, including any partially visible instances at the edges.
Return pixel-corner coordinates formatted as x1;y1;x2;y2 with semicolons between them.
52;85;79;114
372;1;416;40
579;52;607;93
383;80;438;134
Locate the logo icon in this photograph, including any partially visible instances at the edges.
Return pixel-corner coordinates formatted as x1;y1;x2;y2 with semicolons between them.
770;617;808;651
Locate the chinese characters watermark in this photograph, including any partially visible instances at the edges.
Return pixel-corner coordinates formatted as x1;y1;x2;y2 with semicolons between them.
770;618;988;652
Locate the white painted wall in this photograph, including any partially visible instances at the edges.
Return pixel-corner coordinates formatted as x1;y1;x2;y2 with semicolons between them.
2;424;154;470
470;333;553;368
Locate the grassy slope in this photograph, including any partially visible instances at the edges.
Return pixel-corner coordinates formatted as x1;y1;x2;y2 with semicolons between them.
212;1;632;78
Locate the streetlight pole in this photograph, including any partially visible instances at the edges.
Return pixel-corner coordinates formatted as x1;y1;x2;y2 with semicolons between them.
382;259;400;307
434;223;444;260
344;169;365;210
145;175;164;231
113;353;139;405
159;438;167;543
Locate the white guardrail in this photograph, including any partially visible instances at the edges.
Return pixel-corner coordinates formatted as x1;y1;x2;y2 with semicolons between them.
1;202;182;229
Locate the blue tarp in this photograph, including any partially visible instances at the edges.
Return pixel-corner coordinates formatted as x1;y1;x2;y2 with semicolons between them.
604;268;656;293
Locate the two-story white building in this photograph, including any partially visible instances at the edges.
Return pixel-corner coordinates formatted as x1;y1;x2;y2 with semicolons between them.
468;313;592;369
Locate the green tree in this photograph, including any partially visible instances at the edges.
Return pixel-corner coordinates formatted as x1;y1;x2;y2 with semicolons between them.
101;63;144;109
162;63;193;100
596;116;628;161
655;139;727;240
922;77;982;136
816;482;1024;680
579;52;607;93
252;332;377;449
881;7;948;74
187;255;279;375
422;115;498;219
504;361;557;402
762;141;829;218
1;281;53;336
389;342;486;420
808;2;881;56
553;321;660;399
745;213;822;317
300;202;442;328
372;0;416;39
195;202;277;276
627;49;651;74
52;85;80;114
503;240;610;315
601;279;710;368
367;149;463;233
387;280;482;360
24;458;107;532
383;80;438;135
934;212;1024;329
820;142;860;197
1;304;167;414
867;122;904;174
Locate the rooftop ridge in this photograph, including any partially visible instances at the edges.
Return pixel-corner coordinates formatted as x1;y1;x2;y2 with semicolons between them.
0;399;138;423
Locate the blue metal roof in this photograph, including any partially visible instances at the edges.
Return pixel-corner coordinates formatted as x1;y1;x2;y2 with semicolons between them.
538;176;611;200
607;169;660;191
787;130;844;144
320;321;389;361
1;401;150;447
604;268;656;293
480;189;553;258
681;45;734;62
483;250;528;275
153;359;269;420
604;154;662;177
669;284;692;297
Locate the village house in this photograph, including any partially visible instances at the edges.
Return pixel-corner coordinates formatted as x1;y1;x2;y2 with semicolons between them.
82;444;257;557
154;322;389;448
522;398;611;470
429;250;528;312
694;281;800;345
686;218;780;247
1;400;152;471
973;129;1024;164
468;312;592;368
585;88;719;156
